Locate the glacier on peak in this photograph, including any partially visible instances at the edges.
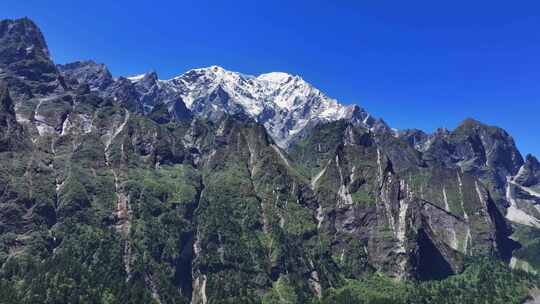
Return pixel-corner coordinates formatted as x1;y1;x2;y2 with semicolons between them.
127;74;147;83
257;72;293;83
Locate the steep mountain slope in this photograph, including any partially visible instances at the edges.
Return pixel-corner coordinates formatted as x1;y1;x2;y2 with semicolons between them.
0;17;538;304
398;119;540;274
398;121;531;220
289;121;514;279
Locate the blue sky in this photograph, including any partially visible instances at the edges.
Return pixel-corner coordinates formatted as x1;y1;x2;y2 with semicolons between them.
3;0;540;157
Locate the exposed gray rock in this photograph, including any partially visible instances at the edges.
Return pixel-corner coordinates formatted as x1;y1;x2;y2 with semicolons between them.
58;60;113;91
0;18;66;100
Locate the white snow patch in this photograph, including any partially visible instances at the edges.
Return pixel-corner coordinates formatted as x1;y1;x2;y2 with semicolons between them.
433;183;458;250
257;72;292;84
449;226;459;251
509;179;540;198
60;115;71;136
308;259;323;299
25;45;35;54
443;186;450;213
271;144;291;168
457;173;467;218
33;97;56;136
193;275;208;304
106;110;130;150
335;155;353;206
311;160;330;190
396;180;410;254
456;172;471;253
376;149;384;184
506;178;540;228
15;113;30;124
510;257;537;274
463;227;472;254
362;114;371;125
475;181;493;225
79;114;93;134
316;204;324;230
246;141;257;176
35;123;55;136
474;181;488;210
127;74;146;83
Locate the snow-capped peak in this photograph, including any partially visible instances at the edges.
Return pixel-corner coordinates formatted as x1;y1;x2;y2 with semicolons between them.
257;72;293;84
176;65;252;82
161;66;372;146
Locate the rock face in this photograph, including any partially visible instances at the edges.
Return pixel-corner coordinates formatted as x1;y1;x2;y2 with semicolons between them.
0;18;66;100
59;60;114;91
503;155;540;228
0;17;538;303
289;121;511;279
399;119;524;206
514;155;540;188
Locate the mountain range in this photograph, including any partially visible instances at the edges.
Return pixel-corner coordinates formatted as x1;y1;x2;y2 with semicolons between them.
57;61;387;148
0;17;539;304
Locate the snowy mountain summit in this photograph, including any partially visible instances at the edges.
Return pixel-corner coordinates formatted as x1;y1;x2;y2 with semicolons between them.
60;63;386;147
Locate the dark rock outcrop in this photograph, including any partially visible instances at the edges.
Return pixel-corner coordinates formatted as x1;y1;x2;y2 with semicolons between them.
0;18;66;100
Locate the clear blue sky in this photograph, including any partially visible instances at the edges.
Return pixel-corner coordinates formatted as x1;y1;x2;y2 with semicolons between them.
3;0;540;157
